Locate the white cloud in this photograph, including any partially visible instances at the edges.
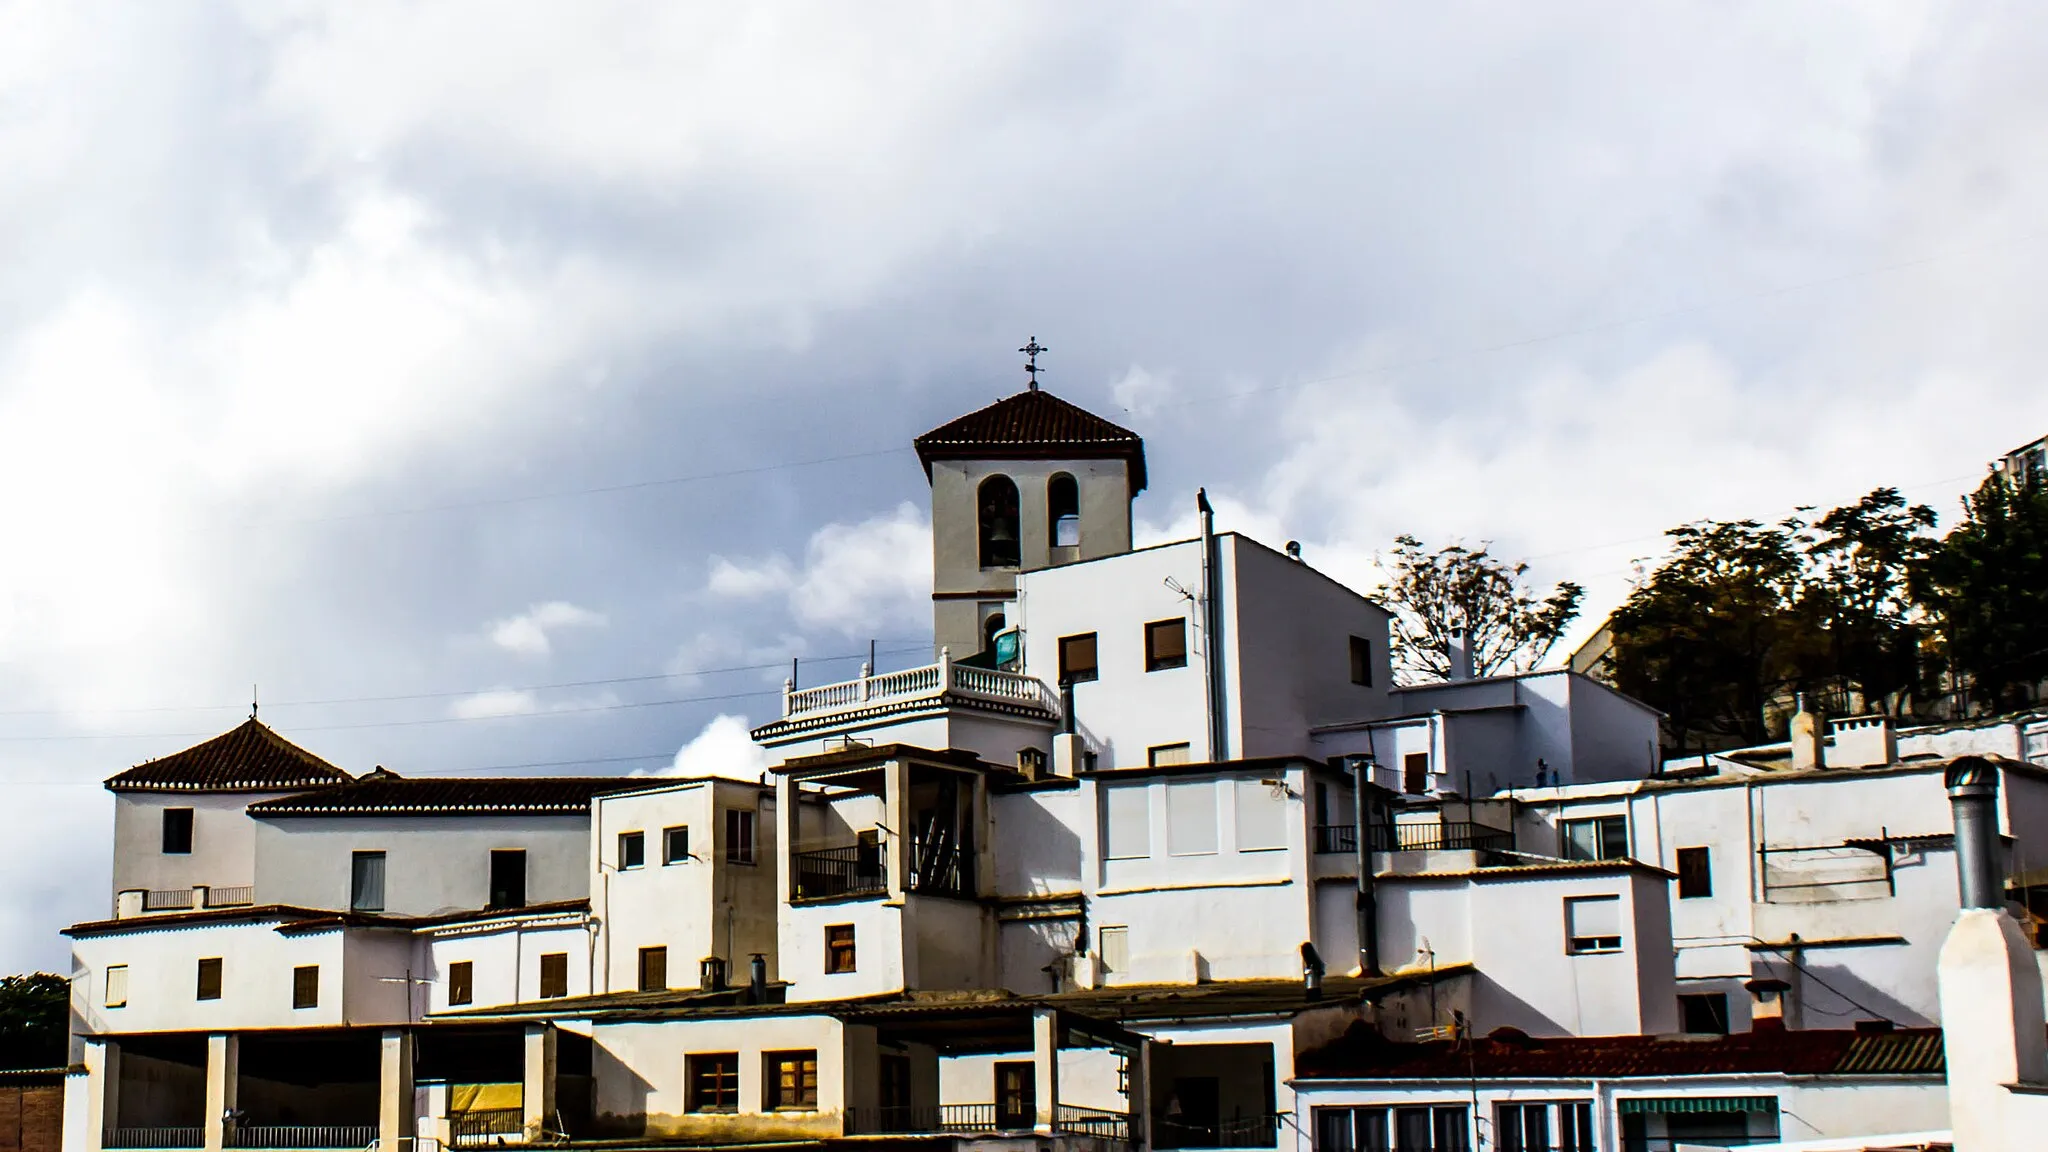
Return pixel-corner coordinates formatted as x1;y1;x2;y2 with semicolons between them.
666;629;809;691
663;713;772;781
488;601;608;658
1110;365;1174;419
707;502;933;638
448;689;541;719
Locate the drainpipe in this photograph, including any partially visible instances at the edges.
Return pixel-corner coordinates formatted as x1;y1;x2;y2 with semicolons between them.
1197;489;1228;762
1350;755;1382;977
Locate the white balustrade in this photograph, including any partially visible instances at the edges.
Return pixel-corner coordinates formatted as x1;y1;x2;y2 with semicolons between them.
780;653;1055;721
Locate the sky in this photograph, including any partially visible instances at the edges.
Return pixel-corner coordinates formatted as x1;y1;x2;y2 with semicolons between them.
5;1;2048;972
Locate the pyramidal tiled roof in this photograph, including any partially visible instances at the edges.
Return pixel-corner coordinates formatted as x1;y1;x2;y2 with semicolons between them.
914;388;1146;490
106;718;353;794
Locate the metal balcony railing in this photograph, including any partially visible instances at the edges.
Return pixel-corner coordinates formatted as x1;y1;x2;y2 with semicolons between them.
1369;821;1514;854
847;1103;1000;1135
450;1109;526;1147
792;845;886;901
226;1125;379;1148
1158;1113;1280;1149
1314;824;1356;854
1057;1104;1133;1141
104;1128;204;1149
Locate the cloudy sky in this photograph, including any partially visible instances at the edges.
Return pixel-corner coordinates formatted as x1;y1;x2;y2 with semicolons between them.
5;1;2047;971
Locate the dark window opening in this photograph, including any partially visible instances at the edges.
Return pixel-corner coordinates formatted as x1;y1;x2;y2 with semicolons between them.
1403;752;1430;795
1059;632;1099;684
538;952;568;999
982;612;1007;655
619;831;645;870
663;826;691;865
725;809;757;864
826;924;856;974
350;850;386;913
291;965;319;1010
639;946;668;992
1562;816;1629;861
995;1061;1036;1130
978;475;1021;568
766;1051;819;1110
448;961;473;1007
162;808;194;855
687;1053;740;1113
1680;992;1731;1034
1145;618;1188;671
196;957;223;1001
1349;636;1373;687
1049;473;1080;548
1677;846;1713;898
490;849;527;908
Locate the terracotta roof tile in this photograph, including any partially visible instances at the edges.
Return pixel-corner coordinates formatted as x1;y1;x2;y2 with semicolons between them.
245;771;641;817
105;719;352;794
1296;1024;1946;1080
914;388;1146;490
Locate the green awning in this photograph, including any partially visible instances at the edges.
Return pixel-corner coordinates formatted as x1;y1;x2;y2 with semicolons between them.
1617;1097;1778;1115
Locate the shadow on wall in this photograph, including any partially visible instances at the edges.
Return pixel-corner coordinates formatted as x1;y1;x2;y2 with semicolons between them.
997;800;1082;894
1762;955;1931;1030
1468;975;1569;1039
590;1042;654;1138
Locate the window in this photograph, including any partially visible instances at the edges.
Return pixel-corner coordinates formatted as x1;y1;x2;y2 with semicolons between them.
1677;846;1713;898
448;961;473;1007
1313;1105;1469;1152
1099;926;1129;974
638;946;668;992
1562;815;1628;861
619;831;646;870
725;809;757;864
162;808;194;855
292;965;319;1010
1148;742;1192;767
1348;636;1373;687
765;1050;819;1110
1145;618;1187;671
350;851;386;913
687;1053;740;1113
1234;778;1288;852
982;611;1008;655
826;925;857;974
1104;785;1150;860
1565;895;1624;954
1403;751;1430;795
1049;473;1081;548
978;475;1021;568
1680;992;1731;1034
995;1061;1036;1129
489;849;527;908
539;952;568;999
1497;1101;1593;1152
1166;780;1219;856
664;826;691;865
196;957;223;1001
104;965;128;1009
1058;632;1099;684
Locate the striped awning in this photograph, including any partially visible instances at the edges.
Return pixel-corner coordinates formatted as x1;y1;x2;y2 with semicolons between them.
1617;1096;1778;1115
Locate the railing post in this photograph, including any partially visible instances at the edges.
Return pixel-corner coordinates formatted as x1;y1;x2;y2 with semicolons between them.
860;662;872;701
938;646;952;691
782;677;794;717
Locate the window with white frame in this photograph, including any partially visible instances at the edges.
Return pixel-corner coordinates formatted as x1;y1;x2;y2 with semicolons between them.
1234;777;1288;852
1562;815;1628;861
104;965;128;1009
1104;784;1151;860
1565;895;1624;953
1313;1105;1469;1152
1166;780;1219;856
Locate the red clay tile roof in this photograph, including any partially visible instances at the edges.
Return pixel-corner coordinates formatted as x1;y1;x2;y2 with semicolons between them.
914;388;1146;490
245;771;642;817
105;719;353;794
1296;1023;1945;1080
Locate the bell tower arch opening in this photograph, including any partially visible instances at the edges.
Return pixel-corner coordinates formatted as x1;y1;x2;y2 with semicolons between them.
978;475;1022;569
1048;472;1081;550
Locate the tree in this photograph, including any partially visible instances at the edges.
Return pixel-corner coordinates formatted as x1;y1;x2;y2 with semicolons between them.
1797;487;1939;714
0;972;67;1070
1380;535;1585;684
1914;472;2048;713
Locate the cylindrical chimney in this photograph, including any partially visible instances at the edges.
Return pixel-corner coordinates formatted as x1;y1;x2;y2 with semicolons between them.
750;953;768;1001
1947;756;2003;910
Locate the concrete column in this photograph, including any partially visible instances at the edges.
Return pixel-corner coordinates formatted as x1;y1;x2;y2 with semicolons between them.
82;1038;121;1152
1129;1040;1153;1152
884;757;911;902
1032;1008;1060;1135
523;1023;558;1139
379;1029;415;1148
201;1033;238;1152
776;773;797;904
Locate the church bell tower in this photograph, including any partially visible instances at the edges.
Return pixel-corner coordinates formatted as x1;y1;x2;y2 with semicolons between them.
912;340;1147;659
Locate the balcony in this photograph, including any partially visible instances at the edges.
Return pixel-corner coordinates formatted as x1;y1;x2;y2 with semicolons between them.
791;841;975;903
227;1126;379;1149
104;1129;203;1149
1310;823;1514;855
845;1103;1129;1141
754;649;1059;741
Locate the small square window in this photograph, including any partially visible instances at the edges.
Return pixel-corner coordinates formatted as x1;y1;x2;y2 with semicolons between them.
619;831;646;870
104;965;128;1009
826;925;856;974
292;965;319;1010
765;1050;820;1110
1679;992;1730;1034
1058;632;1099;684
1565;896;1624;954
196;957;223;1001
1677;846;1713;898
448;961;473;1007
162;808;194;855
1563;816;1629;862
639;946;668;992
1349;636;1373;686
687;1053;740;1113
725;810;757;864
539;952;568;999
663;826;691;865
1144;619;1187;671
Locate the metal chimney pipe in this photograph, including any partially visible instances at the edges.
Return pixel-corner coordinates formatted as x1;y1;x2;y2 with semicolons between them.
749;953;768;1002
1946;756;2003;910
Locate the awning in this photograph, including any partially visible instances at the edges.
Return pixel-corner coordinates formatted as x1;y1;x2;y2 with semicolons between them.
1617;1096;1778;1115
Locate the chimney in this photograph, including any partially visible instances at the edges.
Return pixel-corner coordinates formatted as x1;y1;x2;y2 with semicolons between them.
1300;942;1325;1001
1446;629;1474;682
749;953;768;1002
1789;693;1825;772
1937;756;2047;1151
699;956;727;992
1828;715;1897;769
1745;978;1790;1032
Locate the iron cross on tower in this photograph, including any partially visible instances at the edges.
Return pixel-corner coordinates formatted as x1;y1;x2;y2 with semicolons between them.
1019;337;1047;390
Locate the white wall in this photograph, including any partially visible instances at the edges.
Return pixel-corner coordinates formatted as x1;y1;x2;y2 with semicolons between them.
419;915;594;1013
252;813;591;915
111;792;290;907
590;1014;850;1140
1225;536;1393;758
